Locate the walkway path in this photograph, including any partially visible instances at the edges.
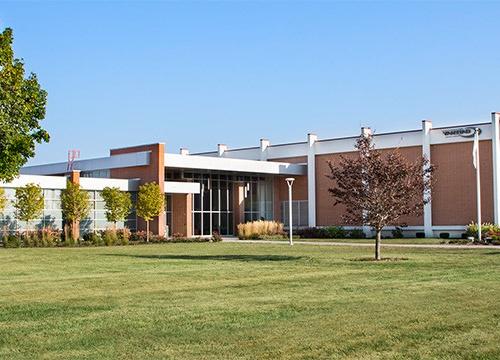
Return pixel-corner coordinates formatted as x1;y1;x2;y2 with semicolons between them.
223;238;500;250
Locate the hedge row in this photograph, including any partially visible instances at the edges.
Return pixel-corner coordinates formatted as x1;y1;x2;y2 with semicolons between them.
2;228;221;248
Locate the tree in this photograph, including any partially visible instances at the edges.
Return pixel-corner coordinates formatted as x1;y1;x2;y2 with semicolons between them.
136;182;164;242
101;187;132;230
0;28;49;182
13;183;44;232
327;133;434;260
61;181;90;241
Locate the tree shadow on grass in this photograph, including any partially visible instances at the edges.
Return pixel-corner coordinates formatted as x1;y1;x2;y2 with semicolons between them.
101;253;303;262
349;257;409;262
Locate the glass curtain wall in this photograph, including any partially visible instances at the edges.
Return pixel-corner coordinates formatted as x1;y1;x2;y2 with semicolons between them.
81;191;137;232
0;188;63;232
0;187;137;234
191;174;234;236
168;171;274;236
165;194;172;237
242;177;273;223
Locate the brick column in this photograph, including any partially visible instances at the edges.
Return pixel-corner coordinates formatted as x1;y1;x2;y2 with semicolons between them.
110;143;165;236
232;182;245;234
172;193;192;237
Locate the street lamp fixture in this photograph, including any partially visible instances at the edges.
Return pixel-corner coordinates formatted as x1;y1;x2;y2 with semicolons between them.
285;178;295;246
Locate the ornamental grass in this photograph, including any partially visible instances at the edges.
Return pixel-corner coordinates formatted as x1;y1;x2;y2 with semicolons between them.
237;220;284;240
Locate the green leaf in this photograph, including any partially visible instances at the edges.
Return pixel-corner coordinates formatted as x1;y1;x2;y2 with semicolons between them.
0;27;49;182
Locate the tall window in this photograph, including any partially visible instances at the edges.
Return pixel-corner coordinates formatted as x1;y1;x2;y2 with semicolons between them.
281;200;308;228
242;176;273;222
165;194;172;237
191;174;234;236
0;187;63;232
165;171;275;237
81;190;137;232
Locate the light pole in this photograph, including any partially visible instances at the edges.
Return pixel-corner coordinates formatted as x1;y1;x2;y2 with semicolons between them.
285;178;295;246
473;127;482;242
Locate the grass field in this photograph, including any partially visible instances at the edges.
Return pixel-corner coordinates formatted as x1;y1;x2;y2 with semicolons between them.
0;243;499;359
268;237;445;245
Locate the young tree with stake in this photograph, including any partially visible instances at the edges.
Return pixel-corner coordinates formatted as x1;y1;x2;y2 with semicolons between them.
136;182;164;242
13;183;44;233
101;187;132;230
61;181;90;242
327;133;434;260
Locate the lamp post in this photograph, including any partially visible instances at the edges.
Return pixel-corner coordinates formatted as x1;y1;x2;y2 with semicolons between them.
285;178;295;246
473;128;482;242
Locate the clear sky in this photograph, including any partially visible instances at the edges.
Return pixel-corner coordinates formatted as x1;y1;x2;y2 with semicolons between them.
2;1;500;164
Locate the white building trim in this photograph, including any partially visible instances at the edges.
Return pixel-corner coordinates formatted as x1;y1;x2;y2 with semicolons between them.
422;120;433;237
21;151;151;176
165;153;307;175
79;177;140;191
492;113;500;224
307;133;317;227
165;181;200;194
0;175;67;189
260;139;270;161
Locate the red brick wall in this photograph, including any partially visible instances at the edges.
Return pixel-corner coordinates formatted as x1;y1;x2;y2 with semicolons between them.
431;140;493;225
315;146;424;226
110;143;166;236
271;156;308;222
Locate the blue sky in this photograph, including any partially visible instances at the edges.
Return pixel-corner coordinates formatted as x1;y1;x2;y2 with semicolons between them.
2;1;500;164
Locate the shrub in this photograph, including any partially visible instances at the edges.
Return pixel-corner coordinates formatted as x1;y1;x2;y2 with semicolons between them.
391;227;404;239
466;222;500;240
39;227;60;247
3;234;21;248
130;231;153;243
439;232;450;239
22;232;39;247
211;230;222;242
489;237;500;245
117;228;131;245
83;232;103;246
348;229;366;239
167;237;210;243
325;226;346;238
103;229;118;246
296;227;327;239
237;220;284;240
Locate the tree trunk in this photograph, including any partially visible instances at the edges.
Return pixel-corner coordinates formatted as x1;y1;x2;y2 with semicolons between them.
72;220;80;242
375;229;382;260
146;221;150;243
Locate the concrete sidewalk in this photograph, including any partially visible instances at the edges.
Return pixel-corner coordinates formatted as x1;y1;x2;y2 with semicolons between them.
223;238;500;250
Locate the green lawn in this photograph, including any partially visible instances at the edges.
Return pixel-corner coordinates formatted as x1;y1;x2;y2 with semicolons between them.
294;237;445;244
0;244;499;359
